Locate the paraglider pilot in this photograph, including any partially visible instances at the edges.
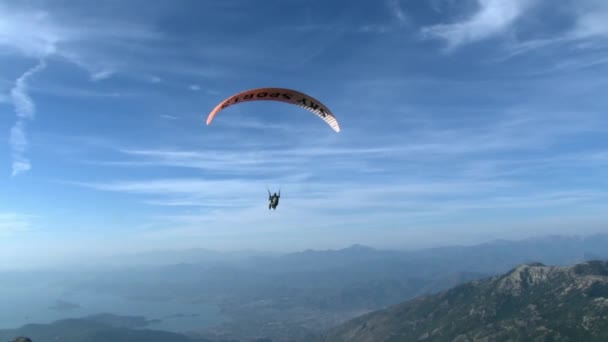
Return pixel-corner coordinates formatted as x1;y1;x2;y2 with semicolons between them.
268;190;280;210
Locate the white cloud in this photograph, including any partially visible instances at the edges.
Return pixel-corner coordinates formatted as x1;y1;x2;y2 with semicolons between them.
0;7;63;58
571;0;608;40
10;159;31;176
388;0;409;25
10;61;46;119
421;0;533;49
160;114;178;120
9;60;46;176
422;0;608;59
0;3;163;79
82;144;406;180
189;84;201;91
147;75;162;83
0;212;31;237
90;69;115;81
500;1;608;60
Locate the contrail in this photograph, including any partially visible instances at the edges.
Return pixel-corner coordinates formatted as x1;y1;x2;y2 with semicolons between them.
9;60;46;176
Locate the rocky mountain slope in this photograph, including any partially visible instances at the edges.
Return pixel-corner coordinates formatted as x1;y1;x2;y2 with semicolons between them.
320;260;608;342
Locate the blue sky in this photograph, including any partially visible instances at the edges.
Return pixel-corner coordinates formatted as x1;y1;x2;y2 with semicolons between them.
1;0;607;268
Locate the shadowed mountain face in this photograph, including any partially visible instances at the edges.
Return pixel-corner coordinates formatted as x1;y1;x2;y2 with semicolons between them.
320;260;608;342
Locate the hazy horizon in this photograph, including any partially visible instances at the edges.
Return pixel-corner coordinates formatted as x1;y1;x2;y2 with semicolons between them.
2;232;607;271
1;0;607;271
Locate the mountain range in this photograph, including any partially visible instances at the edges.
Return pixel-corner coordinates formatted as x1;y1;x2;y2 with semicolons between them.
2;234;608;341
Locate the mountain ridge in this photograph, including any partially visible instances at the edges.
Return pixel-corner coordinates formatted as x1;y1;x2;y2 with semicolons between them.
320;260;608;342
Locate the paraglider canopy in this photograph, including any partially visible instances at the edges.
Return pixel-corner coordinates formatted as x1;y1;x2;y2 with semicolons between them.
206;87;341;132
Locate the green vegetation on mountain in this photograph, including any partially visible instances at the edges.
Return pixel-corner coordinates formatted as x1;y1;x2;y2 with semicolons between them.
321;260;608;342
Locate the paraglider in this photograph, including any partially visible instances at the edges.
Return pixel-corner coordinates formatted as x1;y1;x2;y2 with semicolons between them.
206;87;341;132
206;87;341;210
268;189;280;210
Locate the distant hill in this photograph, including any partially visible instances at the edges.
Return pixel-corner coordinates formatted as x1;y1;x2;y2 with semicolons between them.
320;260;608;342
0;314;220;342
96;248;275;268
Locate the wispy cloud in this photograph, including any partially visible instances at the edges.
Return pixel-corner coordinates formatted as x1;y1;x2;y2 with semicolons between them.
69;176;512;217
67;173;606;249
498;2;608;61
0;212;31;237
0;3;164;175
89;69;115;81
388;0;409;25
571;0;608;40
421;0;534;49
0;6;62;58
0;3;163;79
147;75;162;84
421;0;608;65
160;114;178;120
66;108;603;208
9;60;46;176
72;100;608;190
